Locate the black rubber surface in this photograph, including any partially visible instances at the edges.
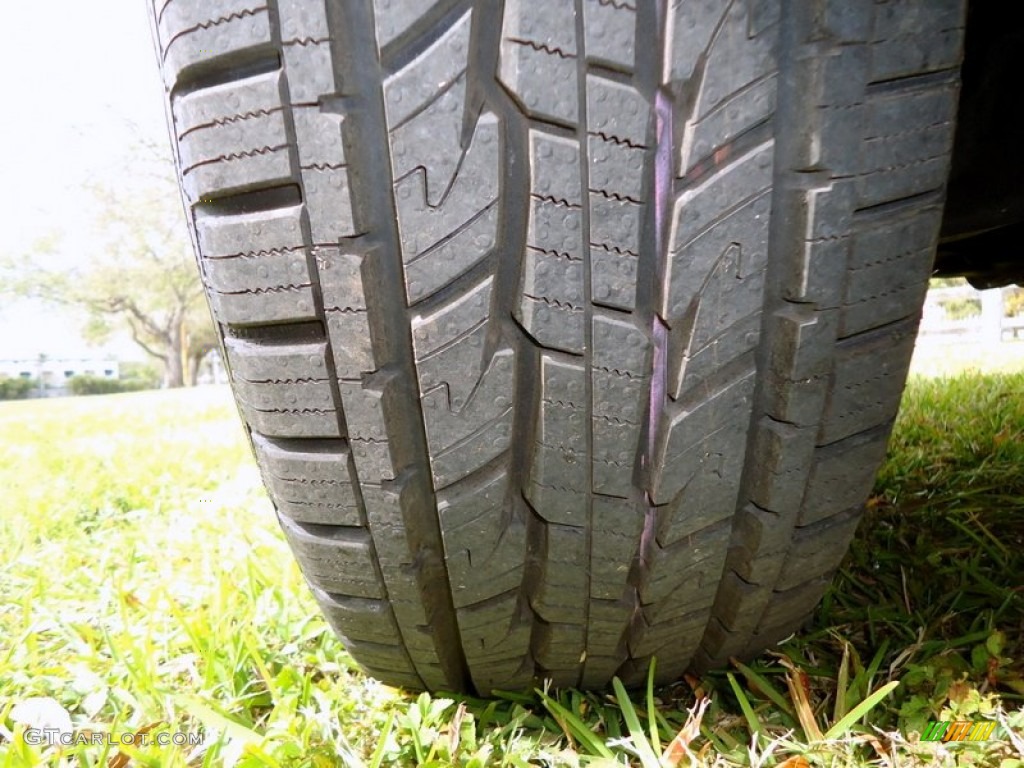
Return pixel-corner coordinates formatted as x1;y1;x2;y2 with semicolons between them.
149;0;966;693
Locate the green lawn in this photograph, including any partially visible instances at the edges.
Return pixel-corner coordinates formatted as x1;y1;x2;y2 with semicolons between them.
0;377;1022;767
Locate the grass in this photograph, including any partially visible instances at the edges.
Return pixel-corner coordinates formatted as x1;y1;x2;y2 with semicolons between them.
909;338;1024;378
0;372;1022;767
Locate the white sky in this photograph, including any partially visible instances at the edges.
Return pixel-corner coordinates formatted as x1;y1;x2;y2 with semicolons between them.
0;0;173;360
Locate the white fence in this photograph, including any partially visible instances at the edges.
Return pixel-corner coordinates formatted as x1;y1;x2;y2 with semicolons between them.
919;285;1024;343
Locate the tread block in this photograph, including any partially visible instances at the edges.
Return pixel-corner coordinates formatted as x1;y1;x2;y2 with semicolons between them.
340;637;420;682
457;593;533;691
439;468;526;608
527;356;588;525
785;181;855;308
588;135;646;201
225;339;339;437
591;314;649;496
389;71;468;206
650;369;754;508
728;503;790;586
677;1;776;174
800;429;889;526
358;476;451;691
531;131;584;206
517;248;586;354
394;114;501;299
640;522;730;611
855;87;957;208
178;110;287;175
301;166;357;244
277;0;329;39
421;349;515;489
203;222;316;322
582;611;632;687
210;287;316;326
840;205;942;337
339;378;394;483
629;610;707;660
252;434;361;526
762;307;837;428
293;106;347;169
516;130;586;352
664;143;772;320
182;145;292;204
313;588;404;646
590;496;643;601
670;309;763;406
173;70;283;138
279;517;384;598
281;40;337;102
681;75;777;176
667;0;728;85
586;76;648;148
317;249;374;377
751;576;830;641
224;337;328;380
195;204;305;258
819;318;917;444
234;376;333;411
405;205;498;305
666;245;765;403
591;244;640;311
589;194;642;268
532;522;587;667
374;0;439;48
869;0;964;83
413;276;493;401
527;195;585;261
583;0;636;70
159;2;271;84
584;80;647;295
747;417;817;514
499;0;578;125
775;508;861;591
384;11;470;127
704;571;770;640
203;245;311;294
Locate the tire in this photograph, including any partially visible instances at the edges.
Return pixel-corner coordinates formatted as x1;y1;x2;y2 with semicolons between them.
149;0;966;693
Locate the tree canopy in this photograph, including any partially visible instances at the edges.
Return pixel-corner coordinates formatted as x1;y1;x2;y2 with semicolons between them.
2;144;216;388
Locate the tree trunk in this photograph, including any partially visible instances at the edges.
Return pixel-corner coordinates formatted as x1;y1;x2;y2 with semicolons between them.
165;315;186;388
165;348;185;388
189;350;207;386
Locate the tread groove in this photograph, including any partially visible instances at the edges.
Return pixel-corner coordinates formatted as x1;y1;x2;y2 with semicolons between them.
170;45;281;97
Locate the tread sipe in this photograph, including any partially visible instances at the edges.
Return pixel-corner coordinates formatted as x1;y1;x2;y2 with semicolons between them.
149;0;965;693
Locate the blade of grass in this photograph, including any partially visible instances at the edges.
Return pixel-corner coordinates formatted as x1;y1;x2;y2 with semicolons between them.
178;696;264;746
863;638;889;687
823;681;899;740
948;515;1010;564
833;642;850;723
538;689;614;758
780;658;823;741
726;672;761;737
368;711;394;768
646;659;661;756
612;677;661;767
733;660;796;719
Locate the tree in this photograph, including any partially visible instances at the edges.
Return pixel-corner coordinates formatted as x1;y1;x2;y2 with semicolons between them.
2;143;216;388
